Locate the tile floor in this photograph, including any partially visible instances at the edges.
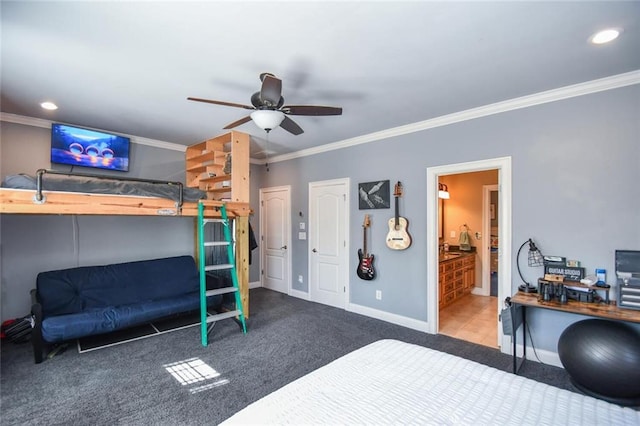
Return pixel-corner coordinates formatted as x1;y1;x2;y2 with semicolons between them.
439;294;499;348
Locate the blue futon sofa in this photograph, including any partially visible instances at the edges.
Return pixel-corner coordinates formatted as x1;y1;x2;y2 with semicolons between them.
31;255;222;363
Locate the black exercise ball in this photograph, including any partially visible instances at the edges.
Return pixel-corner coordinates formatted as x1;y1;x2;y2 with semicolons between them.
558;319;640;406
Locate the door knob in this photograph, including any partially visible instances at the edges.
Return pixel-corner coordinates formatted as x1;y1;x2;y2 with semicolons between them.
312;248;317;253
280;245;287;250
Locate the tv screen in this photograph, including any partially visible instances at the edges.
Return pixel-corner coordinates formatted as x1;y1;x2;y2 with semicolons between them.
51;123;130;172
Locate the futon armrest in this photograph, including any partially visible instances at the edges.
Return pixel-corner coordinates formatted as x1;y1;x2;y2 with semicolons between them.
30;289;45;364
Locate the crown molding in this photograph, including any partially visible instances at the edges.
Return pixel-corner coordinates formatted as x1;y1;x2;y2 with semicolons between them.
4;70;639;162
0;112;51;129
0;112;187;152
262;70;640;165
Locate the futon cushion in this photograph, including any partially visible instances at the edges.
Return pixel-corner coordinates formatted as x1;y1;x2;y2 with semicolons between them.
41;293;202;342
37;256;200;318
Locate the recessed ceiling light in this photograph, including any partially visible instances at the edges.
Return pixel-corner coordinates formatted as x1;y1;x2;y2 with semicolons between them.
590;28;621;45
40;101;58;110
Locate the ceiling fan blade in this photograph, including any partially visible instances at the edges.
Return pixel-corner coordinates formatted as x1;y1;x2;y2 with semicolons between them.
281;105;342;116
187;97;255;111
279;116;304;135
223;115;253;130
260;74;282;107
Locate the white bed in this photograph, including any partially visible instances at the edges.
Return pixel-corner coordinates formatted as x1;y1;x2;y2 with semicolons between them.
222;339;639;425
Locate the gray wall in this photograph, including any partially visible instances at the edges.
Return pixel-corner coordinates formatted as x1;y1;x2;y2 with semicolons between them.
0;121;262;319
256;85;640;352
2;84;638;354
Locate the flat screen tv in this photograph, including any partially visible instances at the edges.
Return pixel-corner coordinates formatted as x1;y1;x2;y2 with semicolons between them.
51;123;130;172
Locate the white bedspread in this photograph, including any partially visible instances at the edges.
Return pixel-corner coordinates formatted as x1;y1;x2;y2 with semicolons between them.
222;339;639;425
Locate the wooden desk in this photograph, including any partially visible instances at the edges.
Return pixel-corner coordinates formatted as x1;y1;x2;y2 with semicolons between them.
509;292;640;373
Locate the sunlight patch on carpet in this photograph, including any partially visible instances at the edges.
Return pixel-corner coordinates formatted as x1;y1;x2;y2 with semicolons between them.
164;357;222;386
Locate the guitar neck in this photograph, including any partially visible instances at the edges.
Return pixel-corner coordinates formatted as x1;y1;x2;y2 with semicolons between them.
394;195;400;228
363;226;368;256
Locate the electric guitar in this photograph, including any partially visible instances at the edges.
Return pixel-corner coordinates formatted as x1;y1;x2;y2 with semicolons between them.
357;214;376;280
386;181;411;250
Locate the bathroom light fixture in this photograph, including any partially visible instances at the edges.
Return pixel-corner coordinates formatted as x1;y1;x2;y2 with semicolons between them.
250;110;285;132
590;28;621;44
438;183;450;199
516;238;544;293
40;101;58;110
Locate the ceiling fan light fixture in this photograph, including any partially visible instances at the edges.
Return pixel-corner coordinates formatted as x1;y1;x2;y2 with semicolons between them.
251;110;285;132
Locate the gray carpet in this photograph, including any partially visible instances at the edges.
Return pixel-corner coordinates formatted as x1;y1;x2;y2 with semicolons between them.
1;288;575;425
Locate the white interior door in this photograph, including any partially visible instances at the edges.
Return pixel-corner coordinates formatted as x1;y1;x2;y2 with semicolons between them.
260;186;291;294
309;178;349;309
477;184;499;297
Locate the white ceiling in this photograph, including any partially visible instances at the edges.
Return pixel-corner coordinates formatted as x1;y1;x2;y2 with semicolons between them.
2;1;639;159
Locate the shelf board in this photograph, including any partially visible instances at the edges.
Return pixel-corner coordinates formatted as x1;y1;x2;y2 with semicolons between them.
205;187;232;194
199;174;231;184
186;163;225;174
186;150;226;165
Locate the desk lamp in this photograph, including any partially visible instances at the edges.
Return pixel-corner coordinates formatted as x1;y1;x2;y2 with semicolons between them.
517;238;544;293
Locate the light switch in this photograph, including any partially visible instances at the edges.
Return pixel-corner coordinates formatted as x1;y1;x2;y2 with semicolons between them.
299;222;305;230
299;232;307;240
450;230;456;238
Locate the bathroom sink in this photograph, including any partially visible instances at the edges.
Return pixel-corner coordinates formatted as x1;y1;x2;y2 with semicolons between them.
439;253;462;261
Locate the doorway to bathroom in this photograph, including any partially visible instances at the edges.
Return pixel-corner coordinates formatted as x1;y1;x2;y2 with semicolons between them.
426;157;513;354
437;173;498;348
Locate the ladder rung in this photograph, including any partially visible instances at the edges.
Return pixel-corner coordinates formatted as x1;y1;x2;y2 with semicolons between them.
205;310;242;324
204;241;230;247
205;264;234;271
203;218;226;224
206;287;238;297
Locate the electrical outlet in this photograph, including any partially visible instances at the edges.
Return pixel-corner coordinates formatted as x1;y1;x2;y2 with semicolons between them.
450;230;456;238
375;290;382;300
298;275;303;283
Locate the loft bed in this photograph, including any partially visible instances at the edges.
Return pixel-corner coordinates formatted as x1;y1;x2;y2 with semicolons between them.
1;168;252;315
0;169;250;217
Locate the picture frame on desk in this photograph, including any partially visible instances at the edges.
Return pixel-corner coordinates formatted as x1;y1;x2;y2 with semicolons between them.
544;265;585;282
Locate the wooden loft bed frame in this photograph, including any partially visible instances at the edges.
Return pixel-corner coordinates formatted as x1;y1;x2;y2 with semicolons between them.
0;187;250;218
1;134;253;313
0;168;250;217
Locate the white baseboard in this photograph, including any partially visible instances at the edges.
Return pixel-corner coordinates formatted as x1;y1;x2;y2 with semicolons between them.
347;303;563;368
348;302;430;333
289;288;310;300
270;290;563;368
257;284;309;300
249;281;261;289
507;342;563;368
471;287;489;296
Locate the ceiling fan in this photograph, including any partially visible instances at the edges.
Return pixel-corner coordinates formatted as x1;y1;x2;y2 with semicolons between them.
188;73;342;135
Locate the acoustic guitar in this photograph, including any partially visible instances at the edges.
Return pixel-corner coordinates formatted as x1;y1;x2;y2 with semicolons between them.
357;214;376;280
386;181;411;250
